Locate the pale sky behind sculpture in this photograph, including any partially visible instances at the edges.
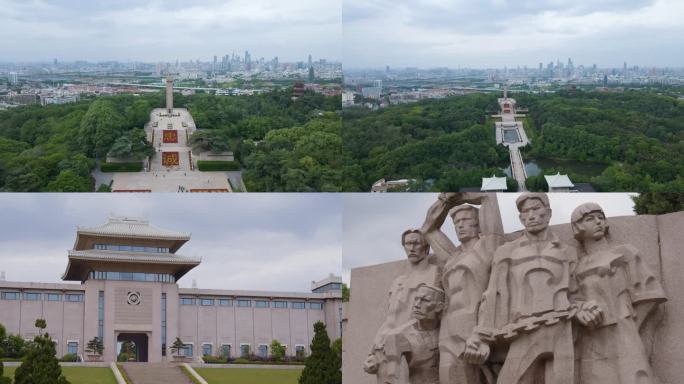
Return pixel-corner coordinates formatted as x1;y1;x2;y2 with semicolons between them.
0;0;341;62
342;193;637;285
0;194;342;293
343;0;684;68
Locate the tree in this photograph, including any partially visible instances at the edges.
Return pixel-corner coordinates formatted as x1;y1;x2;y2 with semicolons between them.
633;193;684;215
34;319;46;335
14;332;69;384
298;321;339;384
44;170;91;192
108;129;154;160
78;99;127;158
342;284;350;302
170;337;185;357
270;340;286;362
331;338;342;384
85;337;104;356
4;335;26;358
0;323;6;357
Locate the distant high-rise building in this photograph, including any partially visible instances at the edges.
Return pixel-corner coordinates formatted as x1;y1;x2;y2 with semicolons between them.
623;61;627;74
53;58;58;66
213;55;217;73
539;62;543;72
308;54;312;67
308;66;315;81
386;65;390;74
245;50;251;70
7;72;18;85
273;56;279;70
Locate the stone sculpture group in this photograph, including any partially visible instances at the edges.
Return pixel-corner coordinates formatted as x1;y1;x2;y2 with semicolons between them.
363;192;666;384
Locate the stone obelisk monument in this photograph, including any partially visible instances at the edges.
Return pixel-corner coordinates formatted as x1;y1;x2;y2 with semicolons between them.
166;75;174;114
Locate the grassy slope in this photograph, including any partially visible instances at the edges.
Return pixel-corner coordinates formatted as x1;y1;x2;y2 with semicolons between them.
2;366;117;384
195;368;301;384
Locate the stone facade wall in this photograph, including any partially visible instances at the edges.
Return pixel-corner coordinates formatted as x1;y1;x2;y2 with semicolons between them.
343;212;684;384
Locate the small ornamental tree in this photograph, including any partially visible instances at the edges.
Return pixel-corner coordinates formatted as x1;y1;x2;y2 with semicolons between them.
35;319;46;335
170;337;185;357
86;337;104;356
298;321;339;384
0;323;7;357
14;332;69;384
331;338;342;383
270;340;286;362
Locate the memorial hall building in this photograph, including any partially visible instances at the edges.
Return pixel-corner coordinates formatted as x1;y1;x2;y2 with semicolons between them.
0;216;343;363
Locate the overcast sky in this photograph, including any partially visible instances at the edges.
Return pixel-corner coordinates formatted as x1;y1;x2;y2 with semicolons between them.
342;193;637;285
343;0;684;69
0;194;341;293
0;0;341;62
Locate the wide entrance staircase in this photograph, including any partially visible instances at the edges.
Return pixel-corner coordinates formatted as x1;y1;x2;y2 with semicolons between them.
120;363;195;384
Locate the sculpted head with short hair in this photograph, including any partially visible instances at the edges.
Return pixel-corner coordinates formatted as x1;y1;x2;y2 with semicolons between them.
401;229;430;264
516;192;552;234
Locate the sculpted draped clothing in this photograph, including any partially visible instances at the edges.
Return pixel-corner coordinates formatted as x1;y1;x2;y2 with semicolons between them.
574;244;666;384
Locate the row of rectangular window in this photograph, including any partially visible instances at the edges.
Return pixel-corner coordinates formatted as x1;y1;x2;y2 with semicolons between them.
0;292;83;302
94;244;169;253
185;343;305;358
180;298;322;310
89;271;175;283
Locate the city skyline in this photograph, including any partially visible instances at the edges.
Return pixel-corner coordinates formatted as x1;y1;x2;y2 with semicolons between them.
343;0;684;69
0;0;341;62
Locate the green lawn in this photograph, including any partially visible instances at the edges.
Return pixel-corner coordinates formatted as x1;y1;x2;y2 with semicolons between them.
2;366;117;384
195;368;302;384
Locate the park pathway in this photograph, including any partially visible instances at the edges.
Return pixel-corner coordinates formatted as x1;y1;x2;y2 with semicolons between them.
120;363;194;384
509;146;528;191
494;87;530;191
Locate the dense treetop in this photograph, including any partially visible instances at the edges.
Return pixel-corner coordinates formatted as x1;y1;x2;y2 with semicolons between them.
0;88;340;191
343;89;684;191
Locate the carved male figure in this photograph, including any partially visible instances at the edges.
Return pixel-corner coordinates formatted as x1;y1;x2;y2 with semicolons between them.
463;193;599;384
364;230;442;383
571;202;667;384
380;284;445;384
421;192;504;384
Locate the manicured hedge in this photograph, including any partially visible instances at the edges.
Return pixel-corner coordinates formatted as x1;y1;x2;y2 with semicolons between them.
100;162;143;172
197;160;241;171
58;353;79;362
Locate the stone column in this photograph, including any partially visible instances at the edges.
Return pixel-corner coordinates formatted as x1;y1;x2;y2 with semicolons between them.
166;76;173;113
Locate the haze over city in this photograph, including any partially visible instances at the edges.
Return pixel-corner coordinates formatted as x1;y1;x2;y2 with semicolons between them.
343;0;684;69
0;0;342;63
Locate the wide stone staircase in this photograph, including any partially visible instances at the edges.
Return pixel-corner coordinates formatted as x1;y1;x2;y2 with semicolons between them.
120;363;195;384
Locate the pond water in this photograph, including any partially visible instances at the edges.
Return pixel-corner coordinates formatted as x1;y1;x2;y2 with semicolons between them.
503;129;520;143
502;158;607;178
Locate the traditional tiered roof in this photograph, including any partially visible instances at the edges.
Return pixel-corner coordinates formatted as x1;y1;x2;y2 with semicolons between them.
63;216;200;282
481;175;508;191
544;172;575;189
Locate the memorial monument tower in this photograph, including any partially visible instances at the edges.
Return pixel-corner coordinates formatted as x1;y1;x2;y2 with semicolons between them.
166;75;173;114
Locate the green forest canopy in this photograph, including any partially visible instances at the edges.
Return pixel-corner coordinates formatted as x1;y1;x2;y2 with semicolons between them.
342;89;684;191
0;89;341;192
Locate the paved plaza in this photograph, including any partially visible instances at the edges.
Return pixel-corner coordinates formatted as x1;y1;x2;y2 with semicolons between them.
110;106;232;192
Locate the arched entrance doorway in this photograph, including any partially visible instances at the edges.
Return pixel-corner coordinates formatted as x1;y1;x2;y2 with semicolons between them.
117;333;149;362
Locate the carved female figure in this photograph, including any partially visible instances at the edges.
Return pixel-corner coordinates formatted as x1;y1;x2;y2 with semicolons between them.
571;202;667;384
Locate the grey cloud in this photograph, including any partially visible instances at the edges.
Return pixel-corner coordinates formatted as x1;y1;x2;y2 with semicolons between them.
0;0;341;62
